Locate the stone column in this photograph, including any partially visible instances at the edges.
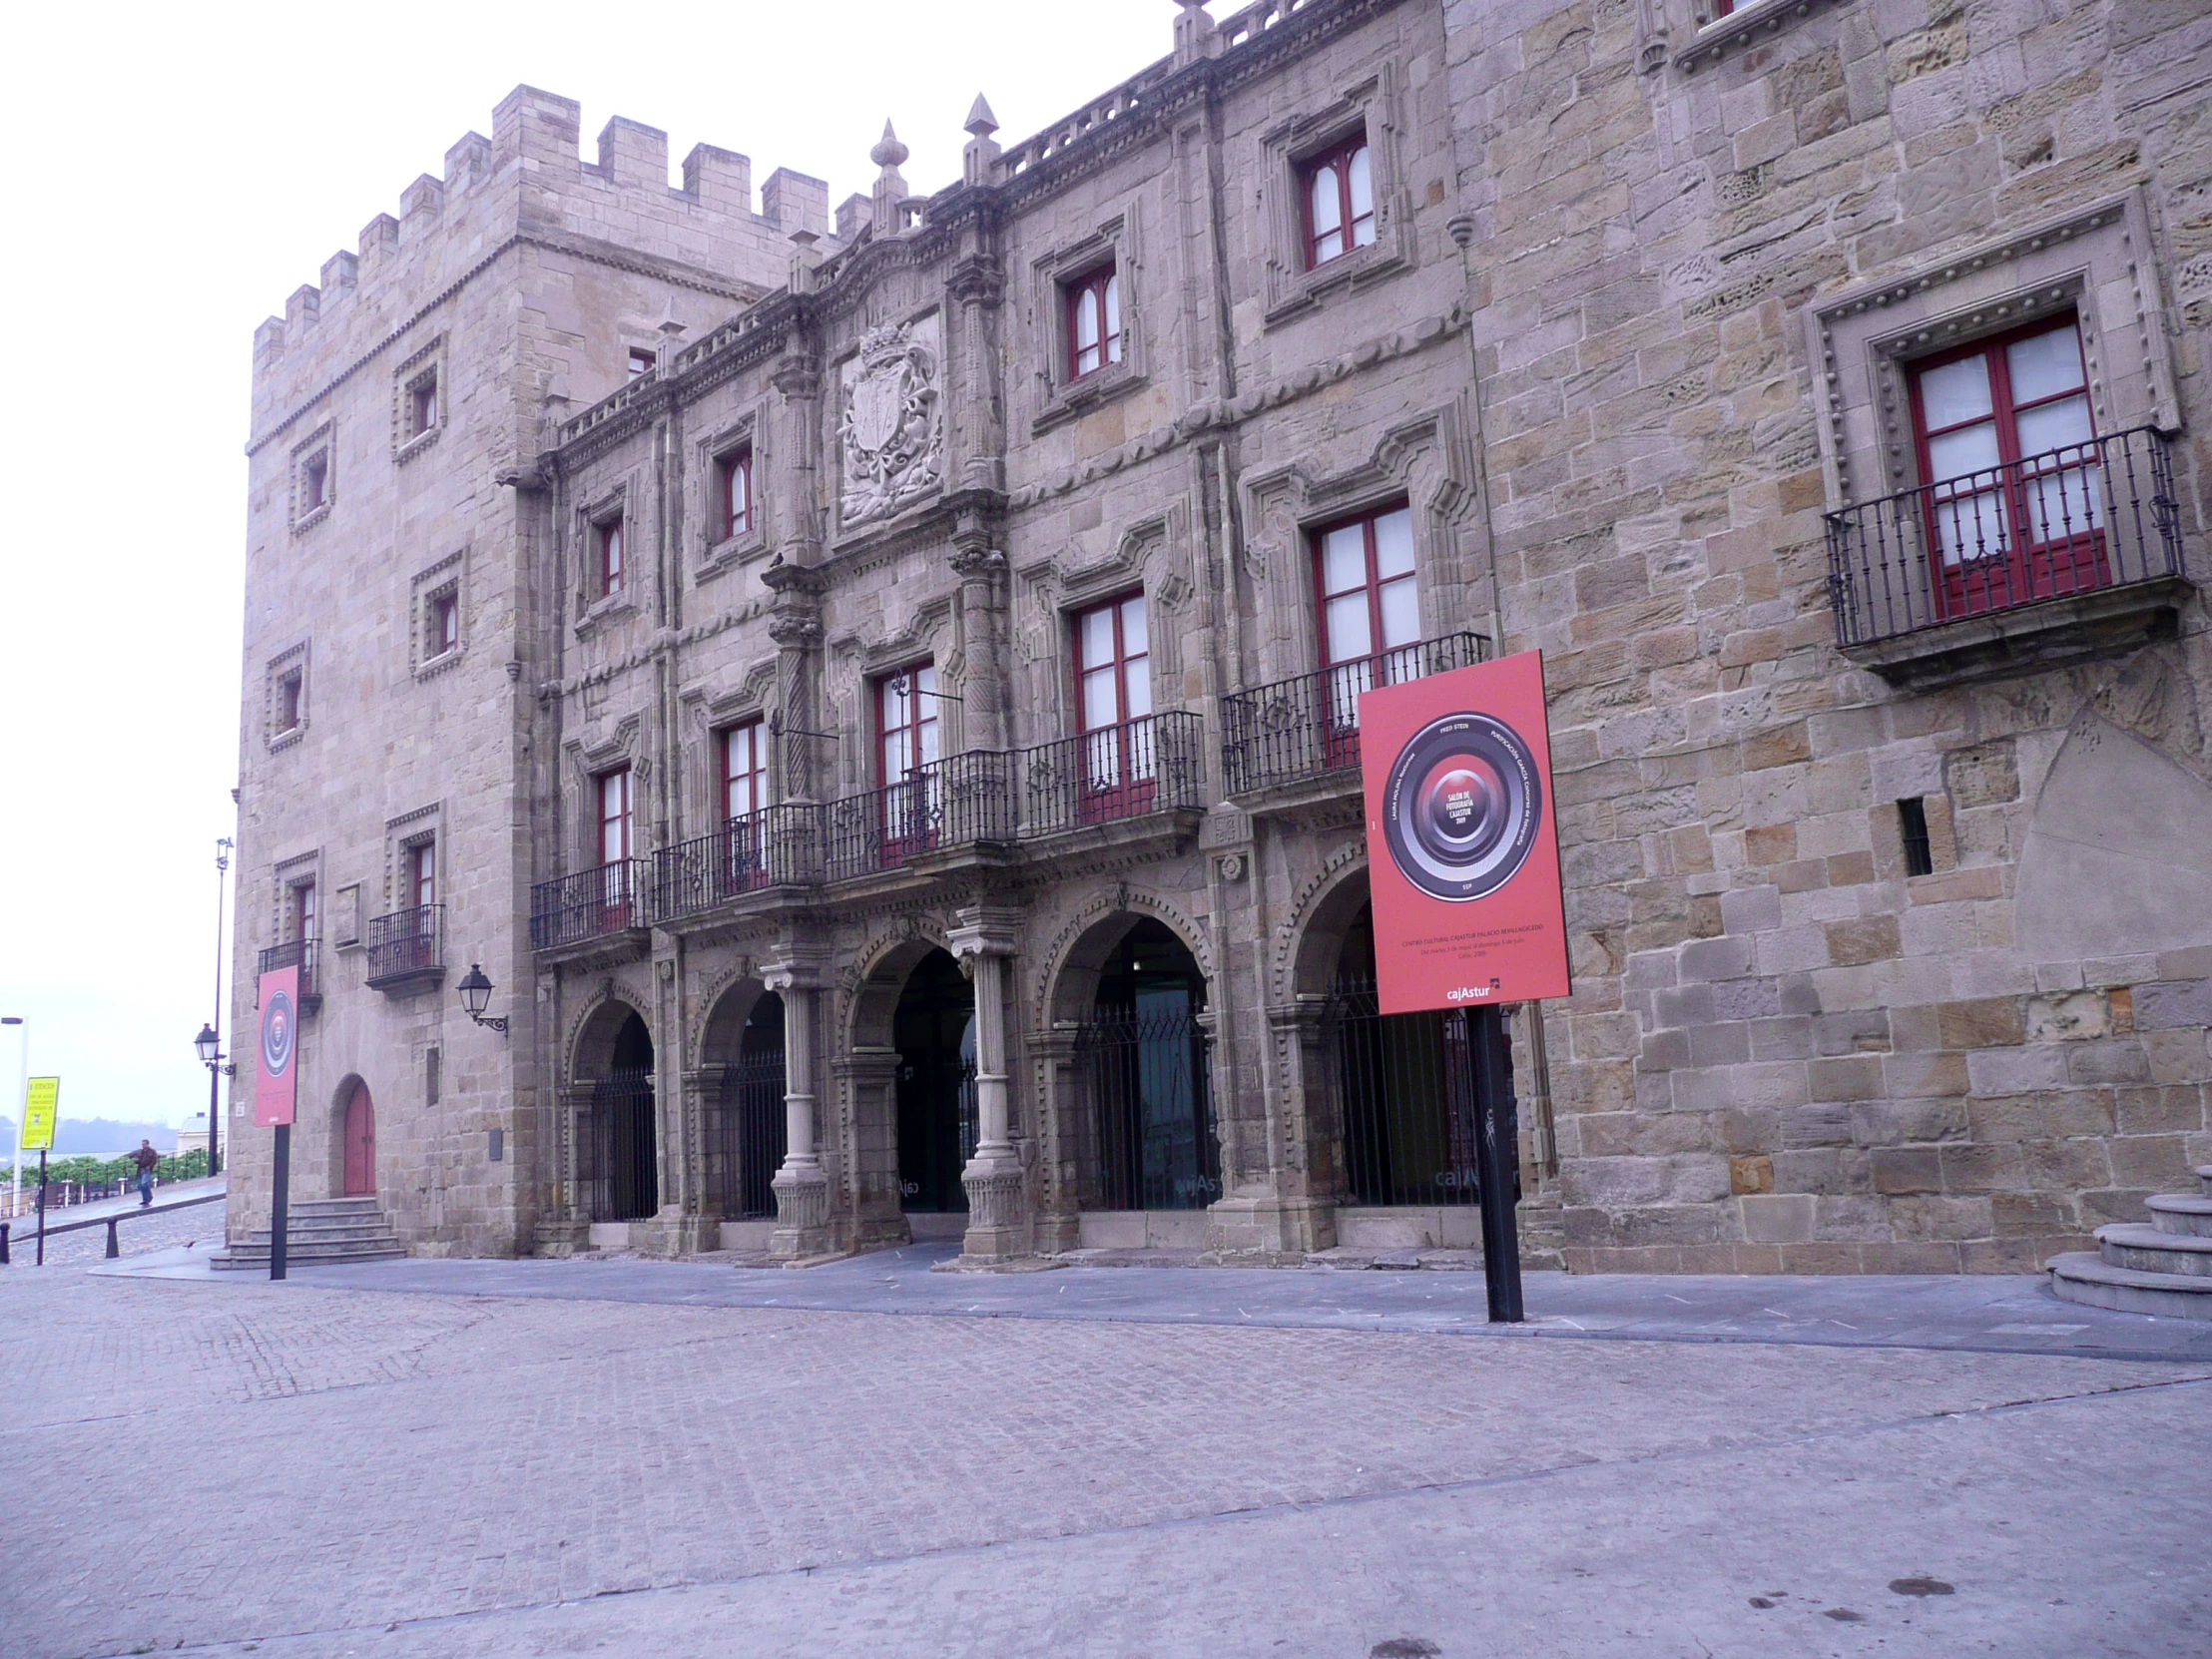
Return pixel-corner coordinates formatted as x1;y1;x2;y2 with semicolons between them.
950;513;1008;757
950;907;1029;1266
765;955;832;1260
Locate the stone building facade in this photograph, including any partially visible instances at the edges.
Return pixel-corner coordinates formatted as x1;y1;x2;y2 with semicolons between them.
231;0;2212;1274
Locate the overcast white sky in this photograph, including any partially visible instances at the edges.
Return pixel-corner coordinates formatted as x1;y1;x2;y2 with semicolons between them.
0;0;1208;1137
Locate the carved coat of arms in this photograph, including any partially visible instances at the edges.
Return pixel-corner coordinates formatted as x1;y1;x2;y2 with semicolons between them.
839;315;942;529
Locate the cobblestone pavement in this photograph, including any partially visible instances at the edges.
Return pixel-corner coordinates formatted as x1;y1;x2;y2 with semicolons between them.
0;1261;2205;1659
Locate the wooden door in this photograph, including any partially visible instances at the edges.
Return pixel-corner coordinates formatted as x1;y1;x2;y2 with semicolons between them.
343;1082;376;1198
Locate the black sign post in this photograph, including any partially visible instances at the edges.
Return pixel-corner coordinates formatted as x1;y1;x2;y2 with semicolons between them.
1471;1003;1523;1324
34;1150;48;1267
270;1124;291;1281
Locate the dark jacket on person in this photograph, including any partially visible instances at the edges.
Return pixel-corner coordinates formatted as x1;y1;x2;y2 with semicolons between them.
130;1145;160;1174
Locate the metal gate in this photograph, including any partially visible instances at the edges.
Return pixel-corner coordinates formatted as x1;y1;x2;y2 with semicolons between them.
1077;1008;1221;1210
582;1067;659;1222
1325;979;1482;1207
713;1046;787;1221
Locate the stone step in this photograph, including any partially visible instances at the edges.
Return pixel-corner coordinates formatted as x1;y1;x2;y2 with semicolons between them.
2146;1192;2212;1239
2198;1166;2212;1199
2097;1224;2212;1279
234;1226;398;1247
211;1241;406;1270
2048;1252;2212;1322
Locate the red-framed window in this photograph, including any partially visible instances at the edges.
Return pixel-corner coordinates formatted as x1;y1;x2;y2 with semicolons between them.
1907;313;2105;618
409;841;436;909
1709;0;1735;16
430;593;458;657
289;881;317;942
876;664;940;786
1315;504;1417;758
1073;593;1153;816
627;346;657;380
1299;136;1376;270
596;517;625;597
718;447;754;541
721;721;769;822
1065;264;1123;380
597;768;634;865
276;670;304;733
409;374;438;437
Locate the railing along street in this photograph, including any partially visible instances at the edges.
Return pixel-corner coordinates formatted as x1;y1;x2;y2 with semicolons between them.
1220;631;1490;797
1824;425;2185;647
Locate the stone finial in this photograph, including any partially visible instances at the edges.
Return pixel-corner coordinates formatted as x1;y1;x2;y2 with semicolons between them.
963;95;1002;188
871;120;910;230
870;120;909;171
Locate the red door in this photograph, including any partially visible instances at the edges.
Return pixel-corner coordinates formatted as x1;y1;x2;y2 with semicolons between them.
343;1082;376;1198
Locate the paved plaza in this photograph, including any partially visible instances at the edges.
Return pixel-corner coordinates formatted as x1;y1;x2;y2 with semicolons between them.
0;1232;2206;1658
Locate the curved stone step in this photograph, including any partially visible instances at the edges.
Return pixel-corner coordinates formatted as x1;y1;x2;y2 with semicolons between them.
211;1243;406;1271
2146;1192;2212;1239
2098;1223;2212;1278
2048;1252;2212;1321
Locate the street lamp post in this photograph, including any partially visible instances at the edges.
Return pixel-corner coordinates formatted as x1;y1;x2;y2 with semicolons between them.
195;1025;232;1184
3;1016;23;1219
208;837;233;1176
455;965;510;1034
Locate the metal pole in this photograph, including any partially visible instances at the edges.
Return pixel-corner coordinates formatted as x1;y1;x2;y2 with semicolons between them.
5;1017;24;1219
270;1123;290;1281
35;1150;49;1267
211;837;232;1177
1470;1003;1524;1324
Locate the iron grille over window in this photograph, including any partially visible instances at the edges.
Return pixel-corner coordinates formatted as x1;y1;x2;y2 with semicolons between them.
712;1041;786;1222
580;1068;657;1222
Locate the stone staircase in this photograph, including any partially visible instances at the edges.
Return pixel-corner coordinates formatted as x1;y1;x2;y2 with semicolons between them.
2048;1167;2212;1321
212;1196;406;1271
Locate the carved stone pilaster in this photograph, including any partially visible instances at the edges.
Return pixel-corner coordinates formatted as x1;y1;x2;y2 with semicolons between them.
949;514;1008;754
764;562;827;801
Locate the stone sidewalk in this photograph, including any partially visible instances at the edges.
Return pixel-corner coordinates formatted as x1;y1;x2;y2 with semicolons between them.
5;1252;2206;1658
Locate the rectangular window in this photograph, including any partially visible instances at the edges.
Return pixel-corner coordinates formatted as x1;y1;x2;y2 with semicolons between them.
429;592;458;657
1908;313;2104;618
597;768;634;865
721;720;768;821
289;881;317;943
302;452;330;511
1317;504;1418;669
1899;799;1934;877
1064;264;1123;381
718;447;754;541
276;669;304;733
1074;593;1151;735
627;347;657;380
596;517;625;597
409;840;436;909
1300;136;1377;271
409;373;438;437
876;664;939;786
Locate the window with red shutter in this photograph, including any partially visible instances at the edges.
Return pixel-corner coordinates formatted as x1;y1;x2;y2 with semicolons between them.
1299;137;1377;270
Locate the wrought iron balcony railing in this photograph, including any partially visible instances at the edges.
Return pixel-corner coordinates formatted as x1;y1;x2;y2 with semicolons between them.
821;751;1017;882
255;938;318;1008
530;859;648;950
651;804;822;921
1219;631;1491;797
1019;712;1206;835
1824;425;2185;648
365;903;444;989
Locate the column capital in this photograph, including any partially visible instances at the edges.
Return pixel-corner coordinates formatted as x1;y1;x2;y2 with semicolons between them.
948;905;1021;959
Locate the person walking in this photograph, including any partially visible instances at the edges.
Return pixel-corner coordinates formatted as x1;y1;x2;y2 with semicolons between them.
130;1140;160;1207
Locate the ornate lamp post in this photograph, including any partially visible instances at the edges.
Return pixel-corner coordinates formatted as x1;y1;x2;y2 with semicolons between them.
194;1023;233;1181
456;965;509;1034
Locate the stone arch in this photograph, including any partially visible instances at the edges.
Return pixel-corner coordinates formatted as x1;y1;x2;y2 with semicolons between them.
1043;905;1214;1028
569;990;654;1082
699;973;773;1068
1033;884;1213;1030
325;1072;369;1199
1274;841;1371;1003
846;924;955;1051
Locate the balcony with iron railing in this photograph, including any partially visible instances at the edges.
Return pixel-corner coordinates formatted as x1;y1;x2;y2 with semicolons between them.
651;804;824;923
1019;712;1206;838
365;903;445;995
530;860;649;953
1220;632;1491;799
255;938;320;1014
821;751;1019;883
1825;425;2191;689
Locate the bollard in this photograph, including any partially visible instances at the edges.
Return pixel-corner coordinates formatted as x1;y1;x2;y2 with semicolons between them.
1;1221;9;1265
106;1217;121;1259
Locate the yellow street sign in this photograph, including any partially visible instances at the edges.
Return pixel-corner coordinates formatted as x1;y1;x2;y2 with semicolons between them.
21;1077;59;1152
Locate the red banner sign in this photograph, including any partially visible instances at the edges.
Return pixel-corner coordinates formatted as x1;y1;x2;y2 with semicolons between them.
254;965;300;1128
1360;650;1572;1014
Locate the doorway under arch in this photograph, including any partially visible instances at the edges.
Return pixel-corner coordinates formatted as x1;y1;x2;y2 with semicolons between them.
715;992;787;1221
894;948;975;1214
342;1080;376;1198
584;1010;659;1222
1075;918;1219;1211
1327;905;1484;1208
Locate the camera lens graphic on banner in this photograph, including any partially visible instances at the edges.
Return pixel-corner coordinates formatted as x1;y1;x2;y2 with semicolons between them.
262;990;294;1079
1380;712;1542;902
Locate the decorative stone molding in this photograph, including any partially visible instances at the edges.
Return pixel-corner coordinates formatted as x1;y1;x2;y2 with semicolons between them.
1257;63;1412;326
1026;206;1149;437
1031;883;1214;1029
408;549;467;680
288;421;335;534
391;334;446;464
1271;837;1369;1003
264;639;311;753
836;312;943;530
